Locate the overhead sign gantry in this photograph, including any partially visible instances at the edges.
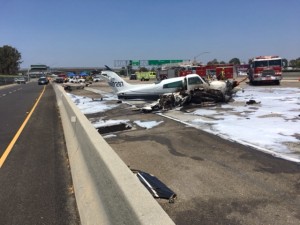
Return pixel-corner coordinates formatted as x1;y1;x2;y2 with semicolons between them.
114;59;186;67
30;64;48;71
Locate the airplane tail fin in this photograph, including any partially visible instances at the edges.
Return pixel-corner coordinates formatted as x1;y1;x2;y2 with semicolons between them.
100;70;132;93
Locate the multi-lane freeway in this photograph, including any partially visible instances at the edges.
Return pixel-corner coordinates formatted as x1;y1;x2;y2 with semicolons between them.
0;82;80;225
0;75;299;225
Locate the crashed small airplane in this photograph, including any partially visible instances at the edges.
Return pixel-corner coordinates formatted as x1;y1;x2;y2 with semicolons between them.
100;66;242;102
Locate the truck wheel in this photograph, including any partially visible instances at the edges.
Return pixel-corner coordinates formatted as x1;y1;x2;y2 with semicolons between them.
250;79;256;85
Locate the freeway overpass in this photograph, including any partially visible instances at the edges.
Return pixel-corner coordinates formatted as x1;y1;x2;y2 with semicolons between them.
19;66;106;75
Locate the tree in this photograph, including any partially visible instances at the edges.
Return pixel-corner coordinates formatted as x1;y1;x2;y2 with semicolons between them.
289;58;300;68
296;58;300;68
282;58;288;68
229;58;241;65
0;45;22;74
119;67;126;76
289;60;296;67
207;59;219;65
139;67;148;72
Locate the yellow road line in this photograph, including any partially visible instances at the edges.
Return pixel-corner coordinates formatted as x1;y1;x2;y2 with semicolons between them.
0;85;46;168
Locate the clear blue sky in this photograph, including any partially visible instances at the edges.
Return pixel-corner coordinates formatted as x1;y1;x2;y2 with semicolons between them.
1;0;299;68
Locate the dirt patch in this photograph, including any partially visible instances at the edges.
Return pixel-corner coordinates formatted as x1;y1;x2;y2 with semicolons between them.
65;87;103;99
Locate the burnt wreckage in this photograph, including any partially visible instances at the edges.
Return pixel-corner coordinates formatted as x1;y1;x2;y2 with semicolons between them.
144;78;245;111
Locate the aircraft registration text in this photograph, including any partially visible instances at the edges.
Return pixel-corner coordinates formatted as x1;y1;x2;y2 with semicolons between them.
109;81;124;87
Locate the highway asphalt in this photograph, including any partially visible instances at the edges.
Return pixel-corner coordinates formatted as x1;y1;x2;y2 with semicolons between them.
0;82;80;225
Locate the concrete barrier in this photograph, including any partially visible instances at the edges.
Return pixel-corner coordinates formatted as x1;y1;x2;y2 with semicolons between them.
53;84;175;225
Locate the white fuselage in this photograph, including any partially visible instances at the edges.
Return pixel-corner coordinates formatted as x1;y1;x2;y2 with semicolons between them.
117;77;185;99
100;70;229;100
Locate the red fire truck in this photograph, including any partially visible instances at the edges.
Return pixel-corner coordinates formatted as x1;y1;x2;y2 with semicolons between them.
179;64;236;80
248;56;282;85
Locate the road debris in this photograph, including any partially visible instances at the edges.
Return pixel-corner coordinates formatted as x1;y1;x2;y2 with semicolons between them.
246;99;261;105
132;169;177;203
96;122;132;134
63;83;85;91
92;97;103;101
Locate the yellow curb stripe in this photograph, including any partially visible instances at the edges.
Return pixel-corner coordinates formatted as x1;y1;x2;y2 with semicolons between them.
0;85;46;168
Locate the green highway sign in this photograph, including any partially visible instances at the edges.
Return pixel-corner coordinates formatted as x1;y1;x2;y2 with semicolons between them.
170;60;184;63
115;59;186;67
148;60;184;66
131;60;140;66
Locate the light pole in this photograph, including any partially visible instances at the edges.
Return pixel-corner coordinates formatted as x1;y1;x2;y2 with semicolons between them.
27;67;31;81
193;51;210;64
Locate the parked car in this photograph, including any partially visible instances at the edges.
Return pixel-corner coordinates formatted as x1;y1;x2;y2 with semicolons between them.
93;75;102;82
38;77;49;85
54;77;64;83
14;77;26;84
68;77;85;83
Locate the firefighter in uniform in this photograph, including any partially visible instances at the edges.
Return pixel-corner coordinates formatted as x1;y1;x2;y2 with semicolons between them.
218;68;225;80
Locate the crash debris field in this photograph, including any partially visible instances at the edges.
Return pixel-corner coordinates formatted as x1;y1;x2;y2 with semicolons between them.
64;78;300;225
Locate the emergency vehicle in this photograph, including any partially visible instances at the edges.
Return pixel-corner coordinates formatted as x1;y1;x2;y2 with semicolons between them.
156;64;236;80
135;71;157;81
248;56;282;85
179;64;236;80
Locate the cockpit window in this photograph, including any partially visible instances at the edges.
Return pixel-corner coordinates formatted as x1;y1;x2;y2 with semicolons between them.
188;76;203;85
163;81;183;89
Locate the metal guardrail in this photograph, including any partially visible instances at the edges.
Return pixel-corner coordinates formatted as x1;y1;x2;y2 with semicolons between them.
53;84;175;225
0;77;15;86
